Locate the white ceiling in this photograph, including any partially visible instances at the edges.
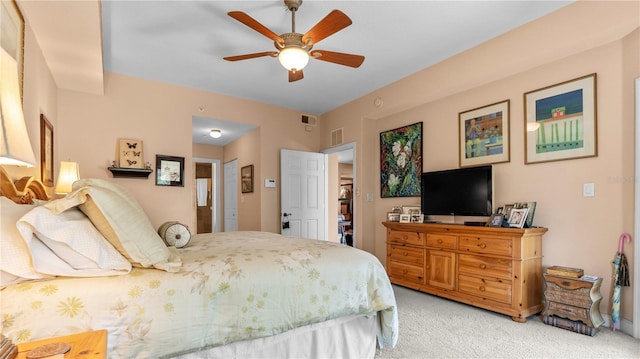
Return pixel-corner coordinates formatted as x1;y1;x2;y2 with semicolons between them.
22;0;574;146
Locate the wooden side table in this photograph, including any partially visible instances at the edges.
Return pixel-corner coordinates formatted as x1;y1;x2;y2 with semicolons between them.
543;274;604;335
16;330;107;359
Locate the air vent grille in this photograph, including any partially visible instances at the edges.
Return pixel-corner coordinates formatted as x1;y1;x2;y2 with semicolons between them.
331;128;343;147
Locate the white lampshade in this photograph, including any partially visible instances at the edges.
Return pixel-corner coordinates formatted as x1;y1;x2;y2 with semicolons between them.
278;47;309;71
0;48;36;167
54;161;80;194
527;122;541;132
210;129;222;138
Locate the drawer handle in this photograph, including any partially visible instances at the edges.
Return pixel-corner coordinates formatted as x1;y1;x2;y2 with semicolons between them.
479;264;487;270
437;239;443;244
562;281;571;286
479;286;486;292
403;235;408;240
479;243;487;249
403;251;408;256
403;269;408;274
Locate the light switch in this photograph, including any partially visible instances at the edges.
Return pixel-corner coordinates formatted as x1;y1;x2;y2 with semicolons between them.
583;182;595;197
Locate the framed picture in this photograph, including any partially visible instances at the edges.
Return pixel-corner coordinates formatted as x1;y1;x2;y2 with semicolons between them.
402;205;421;215
459;100;510;167
410;213;424;223
515;201;537;228
488;213;504;227
39;114;53;187
1;0;25;100
508;208;529;228
241;164;253;193
387;212;400;222
399;214;411;223
339;183;352;199
380;122;422;198
156;155;184;187
119;139;144;169
524;73;597;164
502;203;515;220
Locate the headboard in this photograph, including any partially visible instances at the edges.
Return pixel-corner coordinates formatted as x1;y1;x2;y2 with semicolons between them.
0;166;49;204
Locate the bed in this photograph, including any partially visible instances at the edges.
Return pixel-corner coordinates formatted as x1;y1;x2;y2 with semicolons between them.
0;167;398;358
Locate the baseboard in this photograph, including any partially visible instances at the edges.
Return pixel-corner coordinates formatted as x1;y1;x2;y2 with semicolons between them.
601;314;633;336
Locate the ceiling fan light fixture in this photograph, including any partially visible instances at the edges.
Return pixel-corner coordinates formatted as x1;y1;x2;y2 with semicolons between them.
210;129;222;138
278;47;309;71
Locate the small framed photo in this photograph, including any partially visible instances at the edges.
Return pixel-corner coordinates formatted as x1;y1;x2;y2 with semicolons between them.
399;214;411;223
410;213;424;223
503;204;515;220
508;208;529;228
156;155;184;187
387;212;400;222
241;164;254;193
488;213;504;227
402;205;421;215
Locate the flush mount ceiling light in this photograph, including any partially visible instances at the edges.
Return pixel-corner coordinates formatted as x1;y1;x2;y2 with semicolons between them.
210;129;222;138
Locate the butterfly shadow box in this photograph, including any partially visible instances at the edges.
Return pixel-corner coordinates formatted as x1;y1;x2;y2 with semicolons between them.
119;139;144;169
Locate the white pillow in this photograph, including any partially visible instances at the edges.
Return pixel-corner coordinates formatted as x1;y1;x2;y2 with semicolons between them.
17;206;132;276
0;197;51;286
45;179;181;272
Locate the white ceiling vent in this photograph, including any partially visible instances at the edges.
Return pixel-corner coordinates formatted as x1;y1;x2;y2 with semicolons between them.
301;114;317;127
331;128;343;147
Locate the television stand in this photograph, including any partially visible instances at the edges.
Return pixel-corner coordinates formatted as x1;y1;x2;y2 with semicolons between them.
464;221;486;226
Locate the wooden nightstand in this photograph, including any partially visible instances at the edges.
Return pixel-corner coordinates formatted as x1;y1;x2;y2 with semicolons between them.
16;330;107;359
543;274;604;335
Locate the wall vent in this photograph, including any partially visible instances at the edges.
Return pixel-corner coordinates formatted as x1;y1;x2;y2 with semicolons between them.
331;128;343;147
301;114;317;127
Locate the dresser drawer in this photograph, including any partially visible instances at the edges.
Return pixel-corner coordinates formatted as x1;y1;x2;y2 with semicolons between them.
426;234;457;249
459;236;512;256
545;282;592;308
458;274;512;304
458;254;512;280
547;302;588;321
388;230;425;246
389;261;424;284
389;245;424;266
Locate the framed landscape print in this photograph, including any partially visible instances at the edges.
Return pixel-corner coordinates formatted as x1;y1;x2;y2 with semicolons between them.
524;73;597;164
380;122;422;198
459;100;510;167
156;155;184;187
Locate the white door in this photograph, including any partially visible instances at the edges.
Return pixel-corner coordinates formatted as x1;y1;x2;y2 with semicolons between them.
280;149;326;240
224;160;238;231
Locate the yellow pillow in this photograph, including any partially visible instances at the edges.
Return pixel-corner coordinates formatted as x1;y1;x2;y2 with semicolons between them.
46;179;181;272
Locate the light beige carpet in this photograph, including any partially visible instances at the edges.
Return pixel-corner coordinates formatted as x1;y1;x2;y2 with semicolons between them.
377;285;639;358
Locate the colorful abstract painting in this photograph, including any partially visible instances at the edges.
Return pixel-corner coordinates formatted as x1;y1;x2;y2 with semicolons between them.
380;122;422;198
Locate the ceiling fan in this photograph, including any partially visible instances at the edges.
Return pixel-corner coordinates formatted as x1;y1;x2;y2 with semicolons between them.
223;0;365;82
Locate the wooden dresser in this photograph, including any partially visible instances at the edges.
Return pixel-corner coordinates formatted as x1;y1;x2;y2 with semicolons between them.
383;222;548;322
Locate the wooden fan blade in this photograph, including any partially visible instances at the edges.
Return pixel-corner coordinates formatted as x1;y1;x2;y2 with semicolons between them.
224;51;278;61
228;11;283;42
302;10;352;45
310;50;364;68
289;69;304;82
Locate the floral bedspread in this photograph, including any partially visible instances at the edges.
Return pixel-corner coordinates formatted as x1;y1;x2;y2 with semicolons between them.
1;231;398;358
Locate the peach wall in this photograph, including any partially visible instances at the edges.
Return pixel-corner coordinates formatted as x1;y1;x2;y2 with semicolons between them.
320;1;639;324
57;72;320;235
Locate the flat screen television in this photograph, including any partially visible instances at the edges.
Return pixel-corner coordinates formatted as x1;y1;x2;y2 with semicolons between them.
421;165;493;216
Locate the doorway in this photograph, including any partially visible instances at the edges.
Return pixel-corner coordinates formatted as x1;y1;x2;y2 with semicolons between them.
323;143;356;247
193;158;221;233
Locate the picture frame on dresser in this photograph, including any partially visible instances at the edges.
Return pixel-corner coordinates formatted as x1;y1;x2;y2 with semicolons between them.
488;213;504;227
459;100;510;168
508;208;529;228
524;73;597;164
